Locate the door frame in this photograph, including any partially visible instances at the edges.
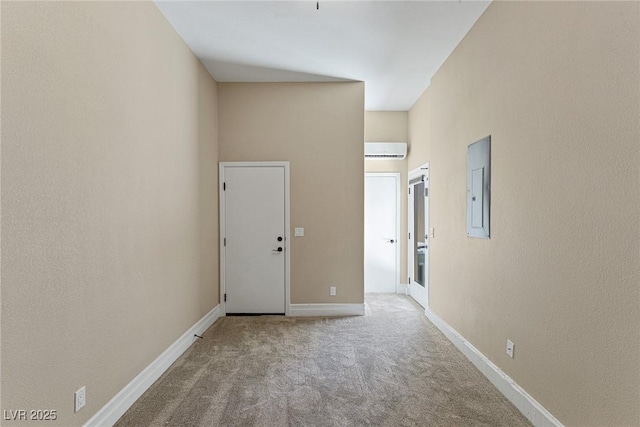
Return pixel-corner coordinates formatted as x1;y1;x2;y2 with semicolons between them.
219;161;291;316
364;172;401;293
407;163;429;308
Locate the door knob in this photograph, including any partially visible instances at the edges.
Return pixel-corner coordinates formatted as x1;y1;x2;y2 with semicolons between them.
272;247;283;252
388;239;395;243
277;236;283;242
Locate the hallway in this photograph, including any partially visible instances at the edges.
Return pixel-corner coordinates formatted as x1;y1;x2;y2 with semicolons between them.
116;294;531;426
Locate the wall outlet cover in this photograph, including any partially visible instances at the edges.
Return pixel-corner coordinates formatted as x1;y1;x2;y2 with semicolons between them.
506;339;515;358
75;386;86;413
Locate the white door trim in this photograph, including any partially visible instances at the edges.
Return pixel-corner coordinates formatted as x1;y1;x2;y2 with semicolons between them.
219;161;291;316
365;172;401;294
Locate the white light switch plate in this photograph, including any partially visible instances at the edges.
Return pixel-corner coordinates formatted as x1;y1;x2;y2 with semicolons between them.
294;227;304;237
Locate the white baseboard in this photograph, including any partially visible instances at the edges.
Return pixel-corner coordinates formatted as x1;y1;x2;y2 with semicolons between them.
424;308;563;427
396;283;408;294
84;305;221;427
289;303;365;317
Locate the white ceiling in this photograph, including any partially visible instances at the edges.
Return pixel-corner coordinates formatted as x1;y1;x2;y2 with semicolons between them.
154;1;490;111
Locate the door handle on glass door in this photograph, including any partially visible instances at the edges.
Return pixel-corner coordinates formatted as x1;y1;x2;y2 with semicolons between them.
272;247;283;252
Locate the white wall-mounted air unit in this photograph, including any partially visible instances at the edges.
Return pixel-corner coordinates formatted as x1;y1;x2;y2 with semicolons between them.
364;142;407;160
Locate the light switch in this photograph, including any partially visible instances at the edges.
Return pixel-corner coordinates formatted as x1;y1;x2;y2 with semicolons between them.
294;227;304;237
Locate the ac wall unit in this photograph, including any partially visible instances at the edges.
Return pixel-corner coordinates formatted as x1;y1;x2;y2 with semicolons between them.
364;142;407;160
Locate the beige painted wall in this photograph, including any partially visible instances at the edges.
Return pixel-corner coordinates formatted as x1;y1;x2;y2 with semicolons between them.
1;2;219;426
364;112;409;284
408;2;639;425
365;111;408;142
218;83;365;304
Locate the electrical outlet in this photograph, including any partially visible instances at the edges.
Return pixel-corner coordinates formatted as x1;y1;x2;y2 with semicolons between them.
330;286;336;296
75;386;86;413
506;339;515;358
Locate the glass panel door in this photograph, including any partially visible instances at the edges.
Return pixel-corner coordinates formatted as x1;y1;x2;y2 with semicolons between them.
408;164;429;308
413;180;426;288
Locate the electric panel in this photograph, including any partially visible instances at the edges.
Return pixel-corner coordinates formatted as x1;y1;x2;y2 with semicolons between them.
467;136;490;238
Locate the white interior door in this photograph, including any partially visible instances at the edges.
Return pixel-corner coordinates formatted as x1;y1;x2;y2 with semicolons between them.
408;165;429;308
365;173;399;293
221;163;288;314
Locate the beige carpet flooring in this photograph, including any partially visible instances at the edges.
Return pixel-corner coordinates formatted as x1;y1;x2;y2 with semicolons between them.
115;294;532;427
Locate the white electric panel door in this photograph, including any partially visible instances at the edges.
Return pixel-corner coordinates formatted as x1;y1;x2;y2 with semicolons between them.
467;136;491;238
471;167;484;228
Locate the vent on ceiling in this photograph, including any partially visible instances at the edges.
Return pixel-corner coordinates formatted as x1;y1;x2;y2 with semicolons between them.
364;142;407;160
